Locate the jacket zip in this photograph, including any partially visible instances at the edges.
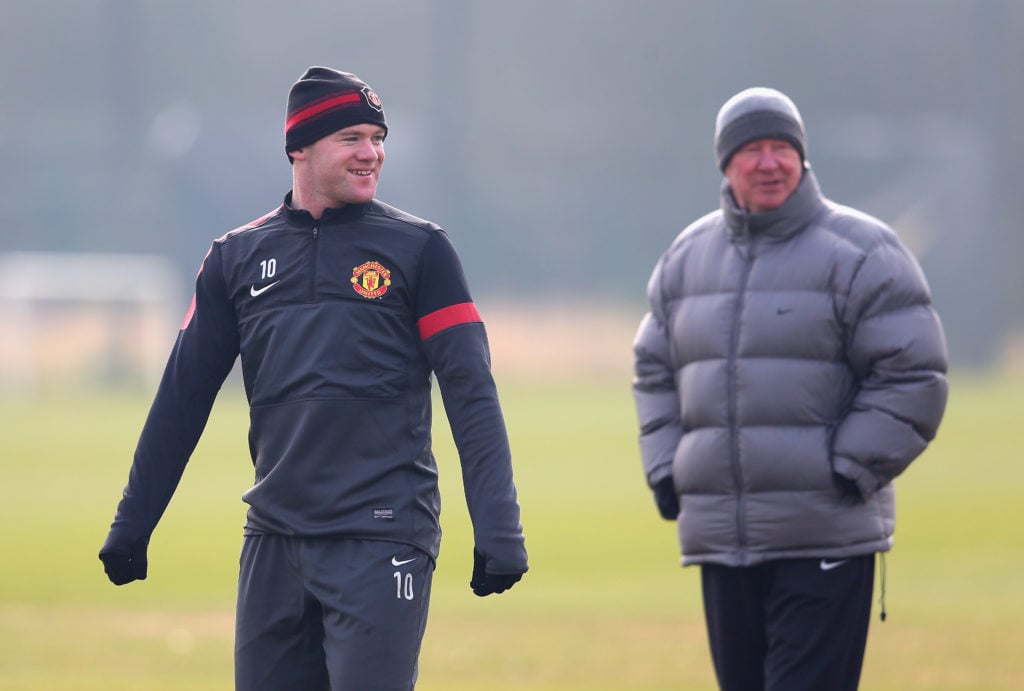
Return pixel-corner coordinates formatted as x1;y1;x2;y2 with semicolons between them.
310;223;320;303
727;231;756;561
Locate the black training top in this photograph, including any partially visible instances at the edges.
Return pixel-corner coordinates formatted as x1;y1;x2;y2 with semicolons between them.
103;195;528;574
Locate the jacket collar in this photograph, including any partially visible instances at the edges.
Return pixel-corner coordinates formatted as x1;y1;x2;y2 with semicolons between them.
720;168;827;242
282;191;371;226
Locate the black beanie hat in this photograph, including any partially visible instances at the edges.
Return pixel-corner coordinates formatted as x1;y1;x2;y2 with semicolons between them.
714;87;806;172
284;67;387;159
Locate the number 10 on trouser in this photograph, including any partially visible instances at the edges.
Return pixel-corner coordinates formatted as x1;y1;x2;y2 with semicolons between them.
394;570;415;600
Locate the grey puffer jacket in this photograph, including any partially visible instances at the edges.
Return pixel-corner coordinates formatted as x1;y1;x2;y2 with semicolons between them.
633;170;948;567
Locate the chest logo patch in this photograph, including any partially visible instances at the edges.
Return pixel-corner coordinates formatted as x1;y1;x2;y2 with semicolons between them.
351;261;392;299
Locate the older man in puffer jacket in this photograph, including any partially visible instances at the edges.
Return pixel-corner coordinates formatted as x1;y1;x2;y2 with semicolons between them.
632;87;948;691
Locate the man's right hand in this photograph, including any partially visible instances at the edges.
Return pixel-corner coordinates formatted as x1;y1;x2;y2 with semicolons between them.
652;476;680;520
99;536;149;585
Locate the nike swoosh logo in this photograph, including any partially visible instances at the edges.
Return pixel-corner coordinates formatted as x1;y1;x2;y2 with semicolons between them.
392;556;417;567
819;559;850;571
250;281;280;297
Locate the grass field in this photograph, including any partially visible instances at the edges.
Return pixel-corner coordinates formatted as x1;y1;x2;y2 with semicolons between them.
0;370;1022;690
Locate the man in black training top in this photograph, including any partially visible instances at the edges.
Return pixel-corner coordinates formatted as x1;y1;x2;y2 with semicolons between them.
100;66;528;691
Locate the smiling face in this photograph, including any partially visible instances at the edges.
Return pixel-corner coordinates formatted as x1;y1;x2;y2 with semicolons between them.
290;123;386;217
724;138;802;213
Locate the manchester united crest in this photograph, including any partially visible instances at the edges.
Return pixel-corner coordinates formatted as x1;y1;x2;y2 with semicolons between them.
351;261;392;298
362;86;383;112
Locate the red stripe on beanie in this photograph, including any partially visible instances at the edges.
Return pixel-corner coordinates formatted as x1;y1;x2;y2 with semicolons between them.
418;302;482;340
285;91;362;133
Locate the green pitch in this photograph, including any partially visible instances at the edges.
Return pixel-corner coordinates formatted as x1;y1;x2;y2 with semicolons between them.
0;372;1021;690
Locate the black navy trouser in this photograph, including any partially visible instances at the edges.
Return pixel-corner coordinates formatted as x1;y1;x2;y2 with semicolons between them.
235;535;434;691
701;555;874;691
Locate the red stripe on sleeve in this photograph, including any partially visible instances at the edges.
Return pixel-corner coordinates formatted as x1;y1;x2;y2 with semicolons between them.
285;92;362;132
418;302;482;340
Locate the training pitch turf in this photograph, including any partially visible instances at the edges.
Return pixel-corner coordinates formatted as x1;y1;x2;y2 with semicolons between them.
0;371;1021;690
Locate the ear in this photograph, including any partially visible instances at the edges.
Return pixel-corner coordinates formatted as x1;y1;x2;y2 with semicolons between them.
288;147;307;161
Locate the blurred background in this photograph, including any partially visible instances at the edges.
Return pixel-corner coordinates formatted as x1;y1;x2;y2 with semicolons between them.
3;3;1024;689
1;0;1022;390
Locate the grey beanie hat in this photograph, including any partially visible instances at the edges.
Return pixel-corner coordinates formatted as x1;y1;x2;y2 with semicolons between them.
714;87;806;171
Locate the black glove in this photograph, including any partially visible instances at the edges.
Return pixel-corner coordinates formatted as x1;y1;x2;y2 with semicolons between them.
470;549;523;597
652;476;680;520
99;536;149;585
832;472;864;505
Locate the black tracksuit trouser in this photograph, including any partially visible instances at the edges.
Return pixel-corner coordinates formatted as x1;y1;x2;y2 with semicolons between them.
701;554;875;691
235;535;434;691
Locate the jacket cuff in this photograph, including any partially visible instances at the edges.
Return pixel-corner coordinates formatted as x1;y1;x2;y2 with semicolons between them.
832;454;883;498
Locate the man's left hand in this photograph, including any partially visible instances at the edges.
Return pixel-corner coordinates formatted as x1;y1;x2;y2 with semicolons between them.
832;472;864;504
470;549;523;596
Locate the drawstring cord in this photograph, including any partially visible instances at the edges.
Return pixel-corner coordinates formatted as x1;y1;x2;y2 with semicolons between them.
878;552;887;622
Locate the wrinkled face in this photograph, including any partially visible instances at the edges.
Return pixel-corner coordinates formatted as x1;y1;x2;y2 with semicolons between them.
724;138;802;213
295;123;386;207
